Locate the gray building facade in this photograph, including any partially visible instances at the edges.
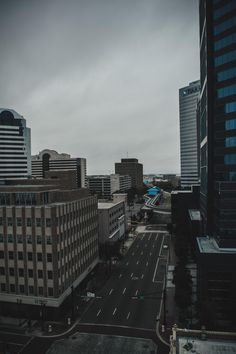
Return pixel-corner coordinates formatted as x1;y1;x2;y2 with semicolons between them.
115;158;143;189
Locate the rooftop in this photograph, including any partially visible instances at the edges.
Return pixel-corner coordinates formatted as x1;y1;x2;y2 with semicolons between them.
197;237;236;254
178;336;236;354
189;209;201;221
98;201;122;209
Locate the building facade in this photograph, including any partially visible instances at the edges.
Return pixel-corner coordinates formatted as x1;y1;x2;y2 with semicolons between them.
0;178;98;315
179;81;201;188
32;149;86;189
98;201;126;243
87;174;131;199
0;109;31;180
197;0;236;330
115;158;143;189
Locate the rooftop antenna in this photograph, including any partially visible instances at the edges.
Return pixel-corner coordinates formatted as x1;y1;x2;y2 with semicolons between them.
126;151;129;158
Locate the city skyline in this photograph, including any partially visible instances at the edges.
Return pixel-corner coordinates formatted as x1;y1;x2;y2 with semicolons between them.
0;0;199;174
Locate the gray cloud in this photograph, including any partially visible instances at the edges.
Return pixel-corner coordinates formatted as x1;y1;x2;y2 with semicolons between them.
0;0;199;174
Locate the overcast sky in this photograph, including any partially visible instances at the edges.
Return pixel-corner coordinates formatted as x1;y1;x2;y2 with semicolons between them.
0;0;199;174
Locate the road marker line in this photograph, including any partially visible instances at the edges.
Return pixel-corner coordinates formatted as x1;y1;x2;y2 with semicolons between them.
97;309;102;317
126;262;129;266
152;235;164;283
113;307;117;315
127;312;130;319
135;289;138;296
119;273;122;278
141;251;143;255
136;261;139;265
123;288;126;295
146;262;149;267
153;245;155;248
141;274;144;279
109;289;113;295
131;273;133;277
145;244;147;248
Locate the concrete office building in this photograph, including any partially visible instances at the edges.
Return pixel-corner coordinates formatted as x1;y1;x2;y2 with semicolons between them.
87;174;131;199
98;201;126;244
0;109;31;180
197;0;236;330
0;173;98;317
115;158;143;189
179;81;200;188
32;149;86;188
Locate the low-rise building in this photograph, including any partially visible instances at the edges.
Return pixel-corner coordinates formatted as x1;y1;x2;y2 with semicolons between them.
87;174;131;199
98;201;126;244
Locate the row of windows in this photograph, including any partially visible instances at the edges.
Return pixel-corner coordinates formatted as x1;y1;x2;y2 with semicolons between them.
214;15;236;35
0;217;51;227
0;234;52;244
225;101;236;112
0;283;54;296
214;1;236;20
225;136;236;147
218;66;236;81
218;84;236;97
0;267;53;279
215;32;236;51
0;250;52;262
225;118;236;129
224;154;236;164
215;49;236;66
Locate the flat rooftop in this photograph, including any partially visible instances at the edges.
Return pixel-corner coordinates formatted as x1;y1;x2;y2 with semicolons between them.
98;201;122;209
178;336;236;354
197;237;236;254
189;209;201;221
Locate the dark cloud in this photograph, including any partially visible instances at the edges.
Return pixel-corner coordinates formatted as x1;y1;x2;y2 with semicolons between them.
0;0;199;174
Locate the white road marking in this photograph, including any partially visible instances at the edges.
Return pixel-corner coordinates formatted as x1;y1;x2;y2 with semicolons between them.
123;288;126;295
152;236;164;283
113;307;117;315
155;236;158;241
126;262;129;266
119;273;122;278
153;245;155;248
141;251;143;255
141;274;144;279
131;273;133;278
135;289;138;296
127;312;131;319
145;244;147;248
97;309;102;317
109;289;113;295
136;261;139;265
150;252;152;256
146;262;149;267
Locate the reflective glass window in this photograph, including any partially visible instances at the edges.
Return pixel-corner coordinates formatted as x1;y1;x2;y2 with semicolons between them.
215;33;236;51
229;171;236;180
218;67;236;81
214;2;236;20
225;136;236;147
214;16;236;35
218;84;236;97
225;101;236;112
226;118;236;129
215;50;236;66
224;154;236;164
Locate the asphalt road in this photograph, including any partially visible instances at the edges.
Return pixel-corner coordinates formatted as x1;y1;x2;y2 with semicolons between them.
80;231;168;330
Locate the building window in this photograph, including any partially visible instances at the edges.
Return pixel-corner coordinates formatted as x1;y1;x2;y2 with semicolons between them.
229;171;236;181
0;218;2;226
37;253;42;262
17;234;23;243
224;154;236;164
218;67;236;82
26;218;32;227
18;251;23;260
1;283;6;292
27;235;32;244
0;251;4;259
18;268;24;277
16;218;22;227
28;269;33;277
27;252;33;261
29;286;34;294
0;267;5;275
47;253;52;262
38;270;43;279
8;251;14;260
47;271;53;279
10;284;15;292
9;268;15;276
38;287;43;296
225;102;236;113
19;285;25;293
36;218;41;227
214;16;236;35
214;2;236;20
225;136;236;147
37;236;42;244
7;217;13;226
0;234;3;242
48;287;53;297
46;218;51;227
8;234;13;243
218;84;236;98
215;50;236;67
46;236;52;245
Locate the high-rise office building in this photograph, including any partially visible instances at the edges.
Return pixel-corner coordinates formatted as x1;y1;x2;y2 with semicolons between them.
0;109;31;180
115;158;143;189
179;81;201;188
32;149;86;188
197;0;236;329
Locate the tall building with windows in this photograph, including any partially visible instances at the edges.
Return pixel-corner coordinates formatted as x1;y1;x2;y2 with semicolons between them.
32;149;86;188
179;81;201;188
115;158;143;189
197;0;236;330
0;109;31;180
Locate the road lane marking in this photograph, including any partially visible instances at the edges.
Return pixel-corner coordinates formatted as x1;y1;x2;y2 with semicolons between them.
123;288;126;295
113;307;117;315
97;309;102;317
141;274;144;279
145;244;147;247
126;262;129;266
146;262;149;267
132;252;134;256
152;235;164;283
141;251;143;255
119;273;122;278
131;273;133;278
150;252;152;256
153;245;155;248
109;289;113;295
127;312;130;319
136;261;139;265
135;289;138;296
